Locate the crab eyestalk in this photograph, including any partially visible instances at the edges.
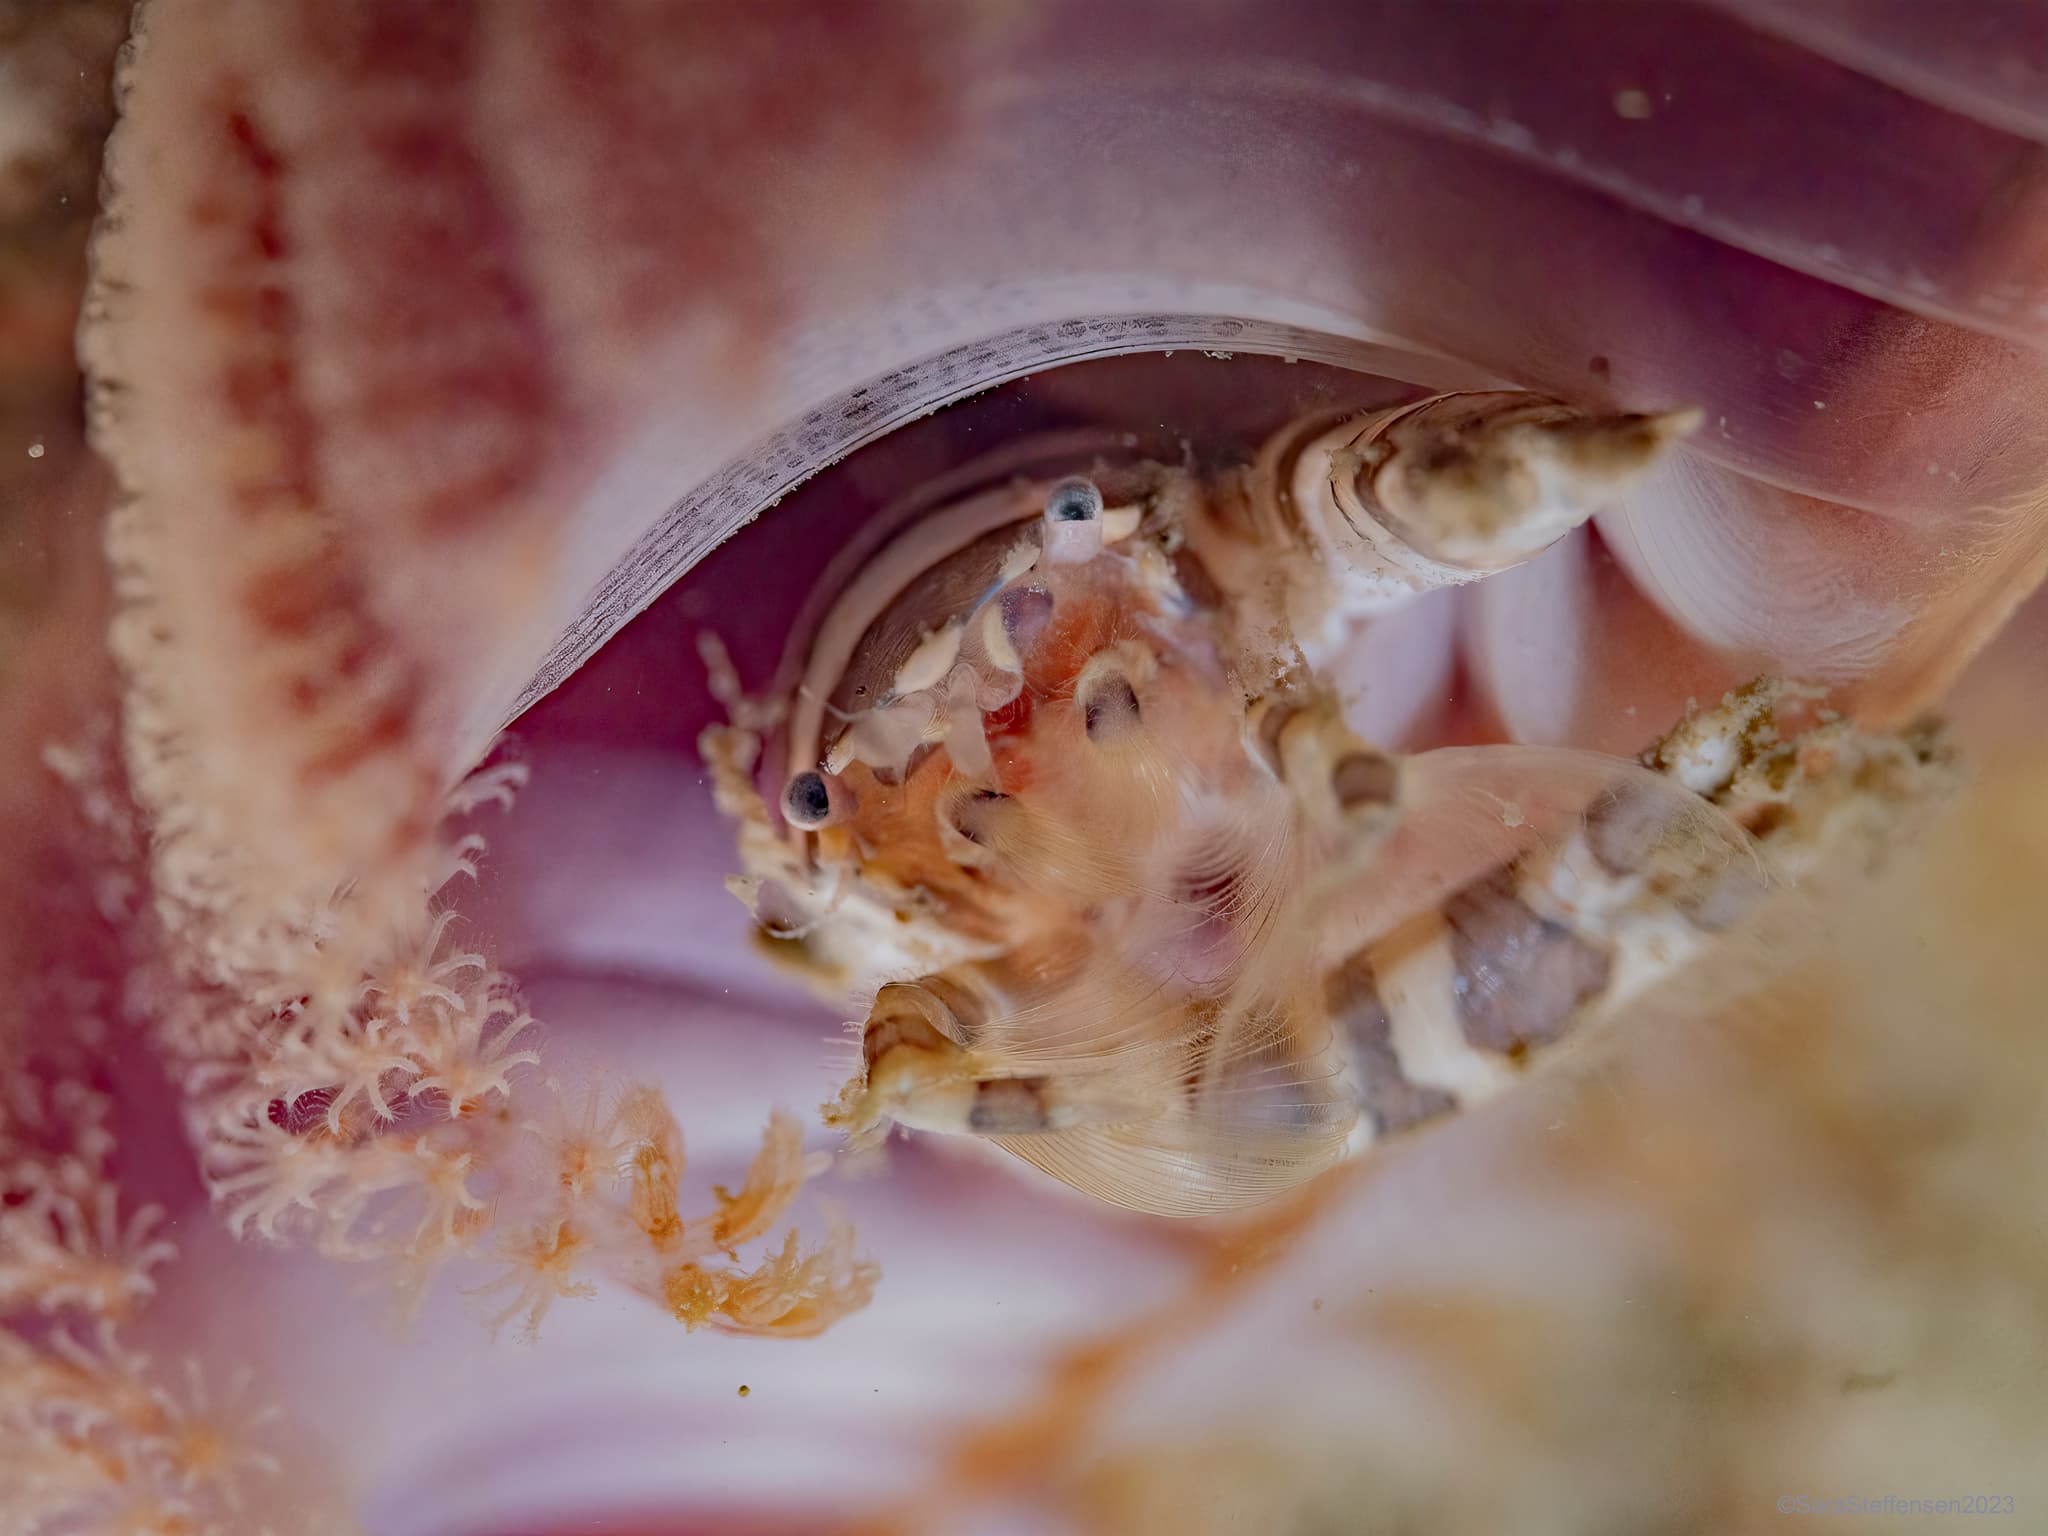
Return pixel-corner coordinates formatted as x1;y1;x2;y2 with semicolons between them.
1041;476;1107;564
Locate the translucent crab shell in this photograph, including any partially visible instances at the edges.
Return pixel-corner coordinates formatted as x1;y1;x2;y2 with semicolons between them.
719;396;1951;1218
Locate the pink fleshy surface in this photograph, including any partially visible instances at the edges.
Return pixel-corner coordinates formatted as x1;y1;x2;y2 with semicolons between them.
7;3;2048;1532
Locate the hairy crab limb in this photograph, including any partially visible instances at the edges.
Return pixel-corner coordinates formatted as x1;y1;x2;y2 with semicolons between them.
819;679;1958;1210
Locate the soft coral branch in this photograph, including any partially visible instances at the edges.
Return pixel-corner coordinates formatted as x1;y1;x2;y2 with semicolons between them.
481;1080;877;1345
129;753;875;1346
1;1060;313;1536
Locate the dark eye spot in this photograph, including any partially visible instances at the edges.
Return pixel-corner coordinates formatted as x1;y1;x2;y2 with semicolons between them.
949;788;1009;844
1044;478;1103;523
968;1077;1051;1134
1083;676;1141;741
782;770;833;827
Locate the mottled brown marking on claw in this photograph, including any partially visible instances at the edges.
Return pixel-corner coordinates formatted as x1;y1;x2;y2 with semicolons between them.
1324;959;1458;1135
1253;700;1294;777
1169;545;1226;611
865;985;942;1056
1443;872;1612;1057
1331;750;1398;810
1582;786;1674;876
1676;870;1772;932
968;1077;1054;1134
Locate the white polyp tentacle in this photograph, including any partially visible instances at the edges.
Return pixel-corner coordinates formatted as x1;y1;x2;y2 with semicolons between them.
976;600;1021;675
1526;831;1647;932
944;539;1057;713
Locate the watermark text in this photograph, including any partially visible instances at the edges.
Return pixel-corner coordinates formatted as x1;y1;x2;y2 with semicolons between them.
1777;1495;2015;1518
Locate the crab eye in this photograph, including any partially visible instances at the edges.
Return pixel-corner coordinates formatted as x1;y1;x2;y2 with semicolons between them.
1081;673;1141;742
1044;477;1103;524
780;769;836;829
1041;476;1109;564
